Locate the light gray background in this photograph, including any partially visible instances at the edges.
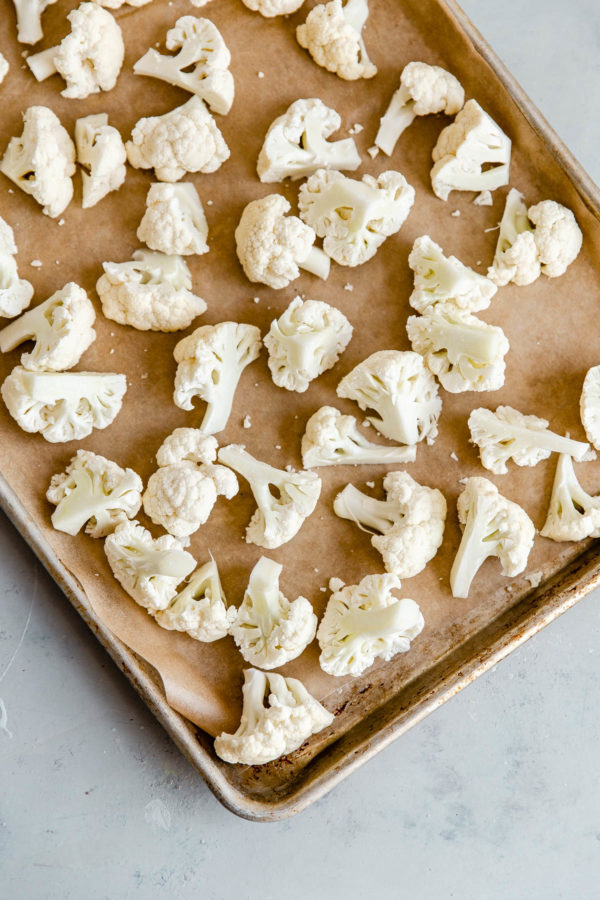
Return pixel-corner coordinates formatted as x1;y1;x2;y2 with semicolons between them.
2;1;600;897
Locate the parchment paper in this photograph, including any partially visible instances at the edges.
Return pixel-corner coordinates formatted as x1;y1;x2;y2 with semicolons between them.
1;0;600;741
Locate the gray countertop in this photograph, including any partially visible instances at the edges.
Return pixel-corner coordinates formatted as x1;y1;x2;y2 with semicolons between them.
2;1;600;897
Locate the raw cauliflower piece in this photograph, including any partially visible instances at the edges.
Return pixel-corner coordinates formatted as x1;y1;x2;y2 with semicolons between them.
317;573;424;677
540;454;600;542
27;3;124;100
0;106;75;219
301;406;417;468
0;53;9;84
126;96;229;183
296;0;377;81
137;183;208;257
450;476;535;598
11;0;57;45
408;235;497;313
376;61;464;156
0;282;96;371
580;366;600;451
264;296;352;393
257;98;360;183
214;668;333;766
105;520;196;612
75;114;126;209
1;367;126;442
173;322;262;434
230;556;317;669
298;169;415;266
96;249;206;333
468;406;592;475
431;100;511;201
337;350;441;446
47;449;142;537
217;444;322;549
133;16;234;116
333;471;446;578
154;557;236;642
0;217;34;319
235;194;330;290
242;0;304;16
528;200;583;278
406;303;509;393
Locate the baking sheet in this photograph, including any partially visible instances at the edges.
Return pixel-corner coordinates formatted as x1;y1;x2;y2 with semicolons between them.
1;0;600;804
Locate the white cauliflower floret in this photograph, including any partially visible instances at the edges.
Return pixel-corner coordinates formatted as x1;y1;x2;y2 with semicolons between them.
154;557;236;642
296;0;377;81
431;100;511;201
580;366;600;451
126;96;230;183
173;322;262;434
0;282;96;371
133;16;234;116
74;114;126;209
317;573;424;677
230;556;317;669
406;303;509;393
376;61;465;156
27;3;124;100
301;406;417;468
450;476;535;598
242;0;304;16
235;194;330;289
214;668;333;766
97;249;206;333
333;471;446;578
1;367;126;442
11;0;57;45
0;106;75;219
155;427;218;467
104;520;196;612
540;454;600;542
46;449;142;537
264;296;352;392
468;405;592;475
257;98;360;183
337;350;441;446
408;235;497;313
137;183;208;257
0;217;34;319
298;169;415;267
528;199;582;278
217;444;322;549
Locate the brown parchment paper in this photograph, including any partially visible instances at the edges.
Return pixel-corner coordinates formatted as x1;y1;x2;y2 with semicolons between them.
1;0;600;744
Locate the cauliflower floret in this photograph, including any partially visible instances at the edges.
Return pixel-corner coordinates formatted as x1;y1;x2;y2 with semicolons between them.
74;114;126;209
528;199;582;278
431;100;511;201
235;194;330;290
0;106;75;219
133;16;234;116
580;366;600;451
334;471;446;578
298;169;415;267
264;296;352;392
0;282;96;371
540;454;600;542
11;0;57;45
406;303;509;393
155;427;218;467
46;449;142;537
1;367;126;443
97;249;206;333
408;235;497;313
27;3;124;100
376;61;464;155
296;0;377;81
317;574;424;677
104;520;196;612
468;405;592;475
217;444;322;549
154;557;236;642
0;217;34;319
242;0;304;16
337;350;441;446
137;183;208;257
450;476;535;598
230;556;317;669
173;322;262;434
301;406;417;468
257;98;361;183
126;96;230;183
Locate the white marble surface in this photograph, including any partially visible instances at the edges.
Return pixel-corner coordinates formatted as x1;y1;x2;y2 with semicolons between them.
2;1;600;897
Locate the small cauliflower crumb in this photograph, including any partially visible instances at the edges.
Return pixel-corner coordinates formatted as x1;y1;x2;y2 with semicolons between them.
344;283;354;292
525;570;543;588
257;71;265;79
109;348;115;355
450;451;459;462
320;586;327;592
58;219;65;226
275;444;281;450
451;209;461;217
252;296;260;304
190;0;214;6
349;123;363;135
367;146;379;159
30;259;42;268
473;190;493;206
363;420;371;428
476;260;482;266
458;476;468;484
243;415;252;429
206;200;213;206
366;481;375;488
141;373;148;379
